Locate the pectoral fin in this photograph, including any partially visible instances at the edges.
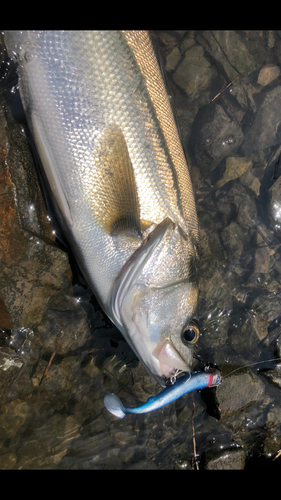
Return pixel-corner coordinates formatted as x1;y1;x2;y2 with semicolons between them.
87;123;141;237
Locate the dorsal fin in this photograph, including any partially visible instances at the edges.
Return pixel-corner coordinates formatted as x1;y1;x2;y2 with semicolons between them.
88;123;141;237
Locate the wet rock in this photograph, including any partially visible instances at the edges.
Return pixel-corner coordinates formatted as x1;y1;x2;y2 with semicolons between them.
236;197;258;231
0;452;17;469
254;245;272;274
217;156;252;188
276;334;281;358
199;224;225;273
198;31;255;82
180;33;196;53
216;369;265;419
220;221;244;260
261;364;281;390
0;398;29;438
16;412;82;468
1;238;71;329
194;104;244;176
153;31;178;52
269;175;281;233
268;31;276;49
226;181;258;231
195;32;237;83
0;101;72;330
33;292;92;355
82;357;100;379
230;298;269;350
210;31;256;78
257;64;280;87
230;308;268;351
0;346;24;399
243;86;281;155
263;432;281;459
199;269;233;350
173;44;216;99
240;168;260;195
204;446;246;470
173;458;193;470
165;47;181;71
250;290;281;326
266;402;281;428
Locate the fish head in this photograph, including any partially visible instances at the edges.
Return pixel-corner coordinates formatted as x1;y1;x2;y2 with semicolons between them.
110;217;200;387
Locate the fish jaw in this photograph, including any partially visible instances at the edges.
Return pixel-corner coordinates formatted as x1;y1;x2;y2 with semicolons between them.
154;340;193;379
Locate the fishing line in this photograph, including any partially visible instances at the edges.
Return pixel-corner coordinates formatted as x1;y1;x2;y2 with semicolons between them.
221;356;281;380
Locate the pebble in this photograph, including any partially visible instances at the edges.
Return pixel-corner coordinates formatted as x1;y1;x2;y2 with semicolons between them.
257;64;281;87
217;157;252;188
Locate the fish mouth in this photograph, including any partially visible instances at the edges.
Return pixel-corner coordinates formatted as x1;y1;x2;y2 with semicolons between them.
153;339;191;379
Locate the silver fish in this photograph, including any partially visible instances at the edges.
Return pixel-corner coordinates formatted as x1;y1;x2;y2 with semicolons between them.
4;31;200;387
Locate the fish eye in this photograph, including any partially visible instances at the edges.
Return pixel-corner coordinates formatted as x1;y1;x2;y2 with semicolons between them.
181;319;200;345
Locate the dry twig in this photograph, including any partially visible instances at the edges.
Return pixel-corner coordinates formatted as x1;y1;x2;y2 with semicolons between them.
191;393;199;470
273;449;281;461
39;352;56;386
211;76;239;102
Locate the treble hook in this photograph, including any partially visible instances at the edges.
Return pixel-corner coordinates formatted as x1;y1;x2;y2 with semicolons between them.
165;369;189;386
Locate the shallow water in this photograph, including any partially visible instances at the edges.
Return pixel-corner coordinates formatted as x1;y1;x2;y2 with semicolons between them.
1;30;281;469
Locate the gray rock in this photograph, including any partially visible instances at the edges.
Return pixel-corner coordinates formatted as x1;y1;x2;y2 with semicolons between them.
204;446;246;470
216;369;265;419
173;44;216;99
250;291;281;325
0;100;72;330
210;31;256;78
269;175;281;234
0;398;29;438
243;86;281;155
194;104;244;176
165;47;181;72
220;221;245;260
263;432;281;459
261;364;281;390
217;156;252;188
257;64;281;87
0;347;24;399
197;31;255;83
254;245;272;274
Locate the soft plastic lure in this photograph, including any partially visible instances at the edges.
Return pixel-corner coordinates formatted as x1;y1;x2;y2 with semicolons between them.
103;370;221;418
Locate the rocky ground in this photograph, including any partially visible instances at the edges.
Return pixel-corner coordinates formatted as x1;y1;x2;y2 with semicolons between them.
1;31;281;469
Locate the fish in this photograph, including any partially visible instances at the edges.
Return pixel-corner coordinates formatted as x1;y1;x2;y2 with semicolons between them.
4;31;200;387
104;370;221;418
